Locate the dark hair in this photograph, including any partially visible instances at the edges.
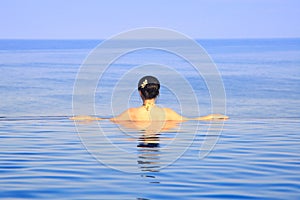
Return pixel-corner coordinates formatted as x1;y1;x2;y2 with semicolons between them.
138;83;160;99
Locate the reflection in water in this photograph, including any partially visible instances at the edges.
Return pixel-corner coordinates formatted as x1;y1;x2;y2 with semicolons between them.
137;133;160;148
79;119;184;182
137;132;161;183
130;120;179;183
115;120;182;183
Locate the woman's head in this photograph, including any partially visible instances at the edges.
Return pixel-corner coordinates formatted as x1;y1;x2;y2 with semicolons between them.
138;76;160;100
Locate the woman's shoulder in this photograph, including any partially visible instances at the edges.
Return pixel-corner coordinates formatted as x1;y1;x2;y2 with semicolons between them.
110;108;137;121
163;108;187;121
163;107;179;114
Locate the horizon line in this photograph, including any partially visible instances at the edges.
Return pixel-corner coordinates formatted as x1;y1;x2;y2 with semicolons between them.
0;37;299;40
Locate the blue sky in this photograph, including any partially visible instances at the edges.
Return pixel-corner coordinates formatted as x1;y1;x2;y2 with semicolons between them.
1;0;299;39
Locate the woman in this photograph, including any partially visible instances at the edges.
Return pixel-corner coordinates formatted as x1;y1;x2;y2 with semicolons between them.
71;75;228;122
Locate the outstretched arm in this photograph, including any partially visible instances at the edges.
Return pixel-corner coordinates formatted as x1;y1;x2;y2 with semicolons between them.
70;108;133;122
163;108;228;121
69;115;102;121
191;114;229;121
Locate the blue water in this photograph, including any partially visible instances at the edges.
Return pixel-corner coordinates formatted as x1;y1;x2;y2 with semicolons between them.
0;39;300;199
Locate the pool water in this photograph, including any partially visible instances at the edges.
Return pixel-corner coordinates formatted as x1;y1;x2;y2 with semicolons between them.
1;118;299;199
0;39;300;199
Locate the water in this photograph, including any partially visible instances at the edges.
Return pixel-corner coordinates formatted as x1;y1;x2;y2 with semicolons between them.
0;39;300;199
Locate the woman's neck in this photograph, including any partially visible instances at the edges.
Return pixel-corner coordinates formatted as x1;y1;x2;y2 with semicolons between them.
142;99;156;111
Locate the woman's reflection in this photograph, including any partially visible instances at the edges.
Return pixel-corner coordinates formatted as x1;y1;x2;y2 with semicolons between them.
137;128;161;183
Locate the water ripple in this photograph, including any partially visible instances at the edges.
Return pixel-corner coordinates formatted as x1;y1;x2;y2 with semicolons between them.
0;119;300;199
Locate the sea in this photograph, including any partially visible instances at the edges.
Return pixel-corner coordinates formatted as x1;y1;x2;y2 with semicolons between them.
0;38;300;199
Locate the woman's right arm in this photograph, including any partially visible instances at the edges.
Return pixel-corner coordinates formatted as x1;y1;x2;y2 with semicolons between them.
192;114;229;121
164;108;228;121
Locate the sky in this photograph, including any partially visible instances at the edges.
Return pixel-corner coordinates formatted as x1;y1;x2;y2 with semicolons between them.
0;0;299;39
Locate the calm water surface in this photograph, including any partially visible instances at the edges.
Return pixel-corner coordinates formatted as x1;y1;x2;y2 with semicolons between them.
0;39;300;199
